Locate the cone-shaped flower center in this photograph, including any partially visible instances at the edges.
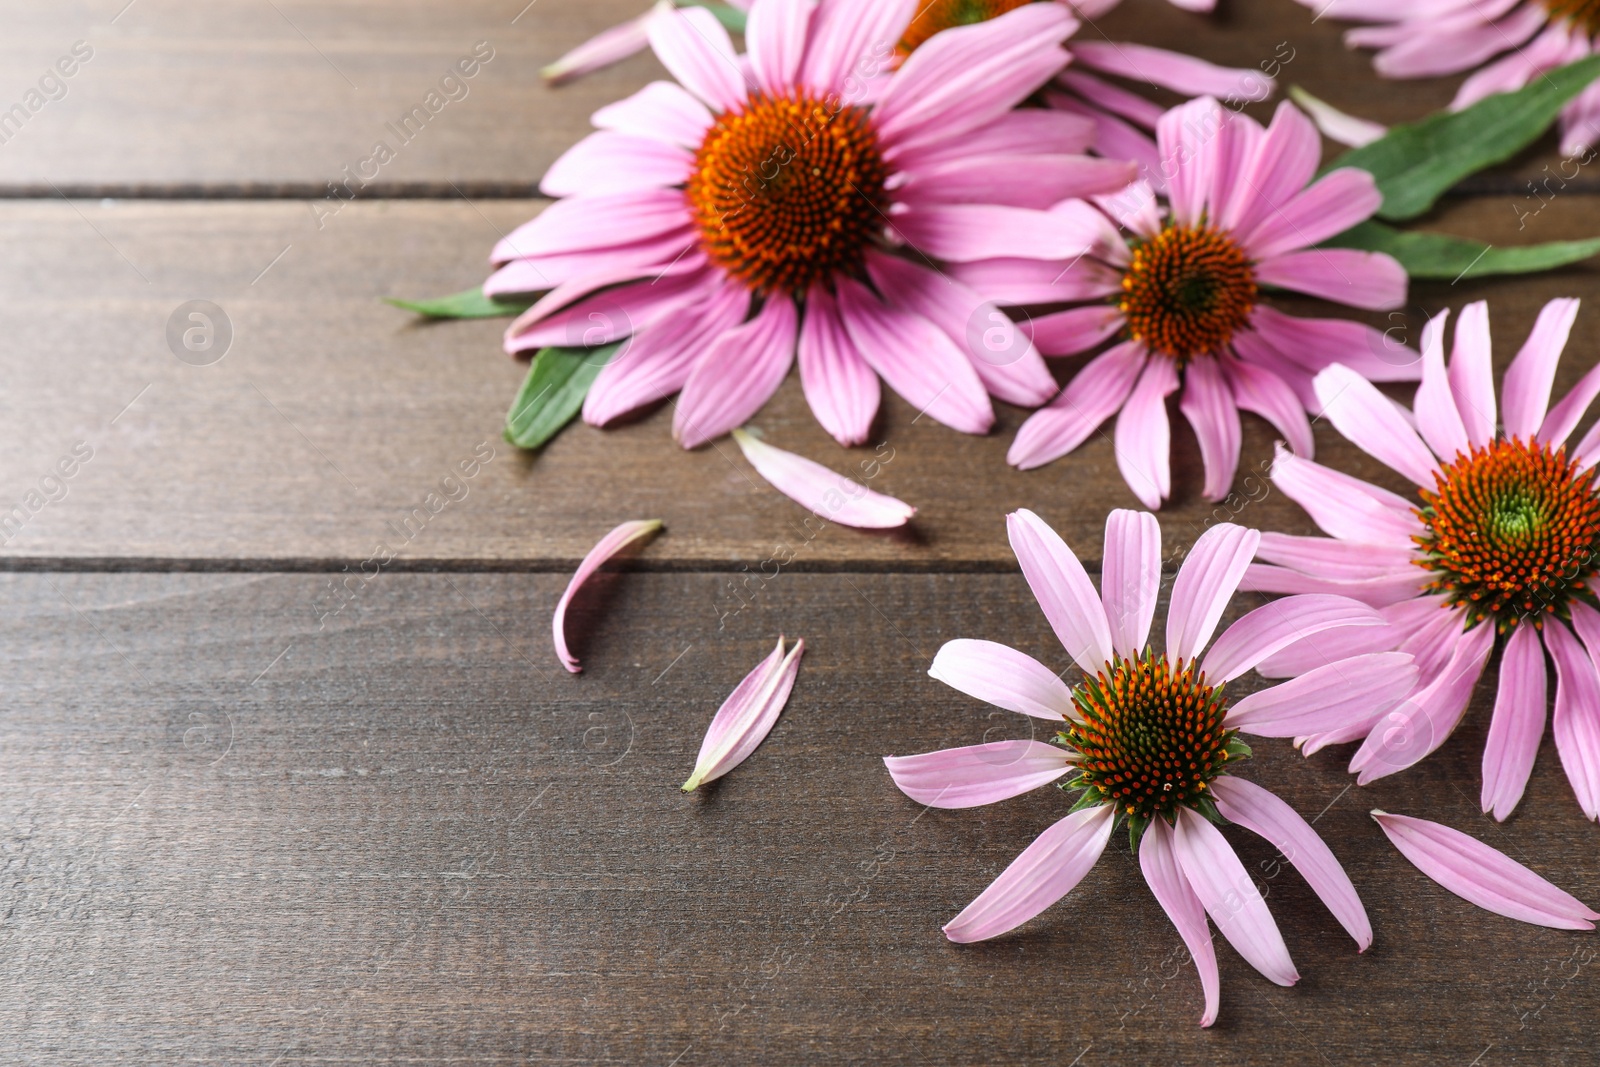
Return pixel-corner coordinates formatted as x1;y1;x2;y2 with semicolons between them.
1416;438;1600;630
1063;651;1236;821
1120;224;1257;361
897;0;1040;56
687;91;889;297
1543;0;1600;35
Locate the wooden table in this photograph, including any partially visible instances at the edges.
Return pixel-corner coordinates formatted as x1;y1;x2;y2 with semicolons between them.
3;1;1597;1062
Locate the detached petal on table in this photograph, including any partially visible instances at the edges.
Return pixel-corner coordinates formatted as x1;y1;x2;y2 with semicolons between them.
553;519;664;673
732;429;915;529
683;637;806;792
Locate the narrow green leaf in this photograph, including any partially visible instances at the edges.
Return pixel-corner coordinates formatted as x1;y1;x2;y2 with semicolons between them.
678;1;748;31
1329;54;1600;221
504;343;619;450
1324;220;1600;280
385;287;532;319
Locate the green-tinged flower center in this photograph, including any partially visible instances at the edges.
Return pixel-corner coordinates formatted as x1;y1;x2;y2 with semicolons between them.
1542;0;1600;35
687;91;889;297
897;0;1043;56
1060;651;1242;828
1119;224;1258;362
1416;438;1600;630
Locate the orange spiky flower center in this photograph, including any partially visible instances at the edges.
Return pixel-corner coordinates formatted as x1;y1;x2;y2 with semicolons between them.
1542;0;1600;36
897;0;1042;56
686;91;889;297
1415;437;1600;631
1119;223;1258;362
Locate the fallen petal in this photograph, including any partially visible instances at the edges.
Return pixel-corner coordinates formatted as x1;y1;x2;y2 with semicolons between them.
732;428;915;529
683;636;805;791
553;519;663;673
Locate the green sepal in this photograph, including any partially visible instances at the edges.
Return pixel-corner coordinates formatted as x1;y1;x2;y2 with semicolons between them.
1066;788;1105;815
1223;736;1253;763
678;0;748;31
1328;54;1600;221
1192;796;1225;826
1126;812;1151;852
385;287;533;319
504;343;620;450
1323;220;1600;280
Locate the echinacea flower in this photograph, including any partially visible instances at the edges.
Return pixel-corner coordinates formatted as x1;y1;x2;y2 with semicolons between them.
1373;811;1600;930
553;519;663;672
1299;0;1600;156
985;96;1416;509
498;0;1134;449
1242;298;1600;822
885;509;1410;1025
684;635;805;790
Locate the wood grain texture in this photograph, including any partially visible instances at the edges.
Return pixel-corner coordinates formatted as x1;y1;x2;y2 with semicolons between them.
2;570;1594;1064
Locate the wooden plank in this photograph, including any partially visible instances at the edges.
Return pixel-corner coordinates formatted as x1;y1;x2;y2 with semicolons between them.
0;0;1585;191
2;570;1594;1063
1;195;1597;567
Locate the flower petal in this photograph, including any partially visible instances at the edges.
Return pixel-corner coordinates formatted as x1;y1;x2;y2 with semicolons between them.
1139;817;1220;1028
1115;355;1179;509
1239;167;1383;261
1102;509;1162;659
542;4;660;84
1503;298;1580;441
1481;621;1549;822
675;297;797;449
1288;86;1387;148
1254;249;1406;312
731;429;914;528
1204;594;1390;682
1267;445;1422;546
683;636;805;790
647;5;745;113
1412;308;1469;462
1008;342;1147;471
885;740;1069;809
1008;508;1115;674
889;203;1097;263
1180;354;1242;502
1173;809;1299;986
1350;621;1495;783
1071;41;1265;99
552;520;663;673
1546;619;1600;822
1448;301;1496;447
1314;365;1439;488
1224;99;1320;236
928;639;1077;722
591;79;714;149
745;0;814;96
1372;811;1600;929
943;805;1114;943
799;0;913;96
540;130;694;198
1028;305;1126;357
1225;652;1417;738
796;283;880;447
1538;360;1600;449
1221;355;1314;458
1211;777;1372;951
1167;523;1261;665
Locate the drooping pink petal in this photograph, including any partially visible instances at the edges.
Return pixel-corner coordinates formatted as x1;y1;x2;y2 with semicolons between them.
674;297;797;449
646;5;746;113
1481;621;1549;822
1210;777;1372;951
1071;41;1266;98
683;636;805;791
1009;342;1148;471
504;257;711;353
1238;167;1384;261
730;429;914;528
1372;811;1600;929
1204;594;1390;682
552;519;663;673
796;283;879;447
1219;354;1315;458
1116;356;1179;509
1255;249;1406;312
928;639;1078;722
1102;509;1162;659
1314;365;1440;487
1288;86;1387;148
1350;621;1495;783
1447;301;1497;447
744;0;814;96
885;740;1069;809
1545;620;1600;822
1138;817;1220;1028
1412;308;1469;462
1167;523;1261;665
1267;445;1423;545
542;4;662;85
1225;652;1417;738
1180;355;1243;503
1502;298;1581;441
1007;508;1115;675
1173;809;1299;987
799;0;913;98
591;79;715;149
1538;361;1600;449
540;130;694;198
943;805;1114;943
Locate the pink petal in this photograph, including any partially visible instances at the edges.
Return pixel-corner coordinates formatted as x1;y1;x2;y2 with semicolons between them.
646;5;745;113
1028;306;1125;357
1245;305;1421;387
1225;652;1418;738
893;110;1095;167
1173;808;1299;986
1268;445;1423;546
884;740;1069;809
1481;621;1549;822
799;0;913;97
1314;365;1439;487
1155;96;1227;229
542;6;659;84
1009;342;1148;471
943;805;1114;943
836;278;994;435
1115;356;1179;509
1072;41;1267;98
1372;811;1600;929
683;636;805;790
1350;621;1495;783
1239;565;1427;609
949;255;1121;307
1102;509;1162;659
1453;24;1573;109
1373;6;1545;79
1447;301;1496;447
1167;523;1261;665
889;203;1097;264
540;130;694;198
928;639;1078;722
730;429;913;528
1254;532;1418;581
1239;167;1384;261
1008;508;1115;675
485;227;697;297
675;297;797;449
1220;354;1314;458
1204;594;1390;682
1546;620;1600;822
1412;308;1470;462
1253;614;1407;680
552;520;663;673
1180;355;1242;503
591;79;714;149
1054;70;1165;130
1502;299;1581;441
894;153;1137;210
796;284;879;447
1288;86;1387;148
492;188;690;265
1093;177;1163;239
1223;100;1320;235
503;257;710;352
1139;817;1220;1028
745;0;813;96
1255;249;1406;312
1210;776;1372;951
1538;358;1600;449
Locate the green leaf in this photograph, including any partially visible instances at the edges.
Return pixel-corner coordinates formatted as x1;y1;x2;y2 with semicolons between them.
1330;54;1600;221
677;1;748;31
385;287;532;319
1324;220;1600;280
504;344;620;450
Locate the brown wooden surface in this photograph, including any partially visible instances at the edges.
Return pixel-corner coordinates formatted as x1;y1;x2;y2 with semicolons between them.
5;0;1600;1062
